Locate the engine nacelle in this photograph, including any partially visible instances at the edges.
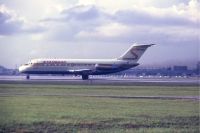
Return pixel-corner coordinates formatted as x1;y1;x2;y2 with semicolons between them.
95;64;119;70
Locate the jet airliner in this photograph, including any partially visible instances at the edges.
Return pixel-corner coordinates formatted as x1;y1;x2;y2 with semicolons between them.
19;44;155;80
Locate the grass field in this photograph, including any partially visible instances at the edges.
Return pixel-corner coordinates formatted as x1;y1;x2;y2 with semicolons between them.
0;84;199;133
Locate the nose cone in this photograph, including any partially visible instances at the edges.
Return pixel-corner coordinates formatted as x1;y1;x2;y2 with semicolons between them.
19;65;27;73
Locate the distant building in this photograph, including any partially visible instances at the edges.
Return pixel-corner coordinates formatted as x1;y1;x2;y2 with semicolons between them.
196;62;200;75
0;66;5;74
115;65;199;77
197;62;200;71
0;65;18;75
173;66;188;71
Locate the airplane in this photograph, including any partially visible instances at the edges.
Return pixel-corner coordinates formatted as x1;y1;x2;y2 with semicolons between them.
19;43;155;80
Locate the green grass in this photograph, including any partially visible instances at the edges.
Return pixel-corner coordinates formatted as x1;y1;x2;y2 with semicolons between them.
0;84;199;132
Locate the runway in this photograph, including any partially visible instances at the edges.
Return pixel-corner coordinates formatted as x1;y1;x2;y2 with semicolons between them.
0;76;199;101
0;75;198;86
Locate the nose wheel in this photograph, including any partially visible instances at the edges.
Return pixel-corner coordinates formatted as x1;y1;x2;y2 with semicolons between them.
26;75;30;80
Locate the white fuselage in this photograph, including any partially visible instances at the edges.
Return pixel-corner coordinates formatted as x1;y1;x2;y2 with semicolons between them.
19;58;138;75
18;44;154;79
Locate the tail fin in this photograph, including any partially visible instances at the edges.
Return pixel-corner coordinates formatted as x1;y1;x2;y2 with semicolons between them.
118;43;155;62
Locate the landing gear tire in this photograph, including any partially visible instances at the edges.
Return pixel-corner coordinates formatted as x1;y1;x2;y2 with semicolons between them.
26;75;30;80
82;75;89;80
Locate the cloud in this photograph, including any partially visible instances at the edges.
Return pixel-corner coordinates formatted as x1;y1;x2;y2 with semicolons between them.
78;0;191;12
0;5;24;35
61;5;100;21
42;0;199;44
42;5;112;41
0;4;46;36
114;9;197;28
43;5;109;25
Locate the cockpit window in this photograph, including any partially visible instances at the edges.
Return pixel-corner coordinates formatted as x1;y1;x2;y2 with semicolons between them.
27;62;32;65
24;62;33;65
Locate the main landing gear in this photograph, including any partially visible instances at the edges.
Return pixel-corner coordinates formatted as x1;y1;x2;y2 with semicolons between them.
26;75;30;80
82;75;89;80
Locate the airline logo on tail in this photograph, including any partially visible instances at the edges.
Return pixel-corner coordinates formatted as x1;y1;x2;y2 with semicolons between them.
118;44;155;61
123;47;147;60
123;49;138;60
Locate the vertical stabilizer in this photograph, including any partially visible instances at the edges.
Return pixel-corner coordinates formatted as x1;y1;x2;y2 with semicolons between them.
118;44;155;62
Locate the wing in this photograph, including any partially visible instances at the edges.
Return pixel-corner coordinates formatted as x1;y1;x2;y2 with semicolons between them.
69;69;94;75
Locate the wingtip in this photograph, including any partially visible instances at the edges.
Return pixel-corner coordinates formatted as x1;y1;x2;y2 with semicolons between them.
149;44;156;46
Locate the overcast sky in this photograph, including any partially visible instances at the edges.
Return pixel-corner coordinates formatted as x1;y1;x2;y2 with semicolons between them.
0;0;199;68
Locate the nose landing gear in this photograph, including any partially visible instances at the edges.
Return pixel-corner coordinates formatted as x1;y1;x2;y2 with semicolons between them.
26;75;30;80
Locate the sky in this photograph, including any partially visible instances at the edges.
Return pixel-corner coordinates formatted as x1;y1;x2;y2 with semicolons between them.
0;0;199;68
